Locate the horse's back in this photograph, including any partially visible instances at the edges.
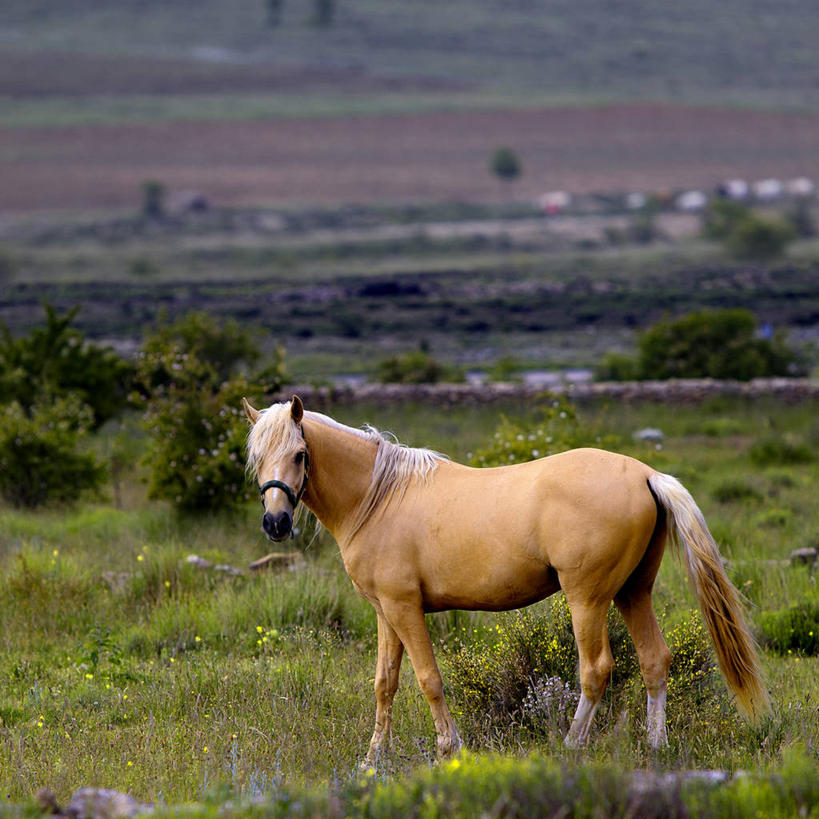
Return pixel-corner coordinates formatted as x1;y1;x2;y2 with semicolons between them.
363;447;660;612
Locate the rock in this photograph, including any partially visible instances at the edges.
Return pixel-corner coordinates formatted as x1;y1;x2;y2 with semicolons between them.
185;554;212;569
633;427;664;443
790;547;818;567
66;789;150;819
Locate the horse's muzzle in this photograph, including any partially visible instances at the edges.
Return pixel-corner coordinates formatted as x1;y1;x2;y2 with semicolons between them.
262;510;292;541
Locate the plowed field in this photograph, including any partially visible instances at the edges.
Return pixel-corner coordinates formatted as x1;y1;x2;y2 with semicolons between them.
2;104;819;213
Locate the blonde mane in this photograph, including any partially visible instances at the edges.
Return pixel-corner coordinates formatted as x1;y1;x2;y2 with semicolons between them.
245;403;447;538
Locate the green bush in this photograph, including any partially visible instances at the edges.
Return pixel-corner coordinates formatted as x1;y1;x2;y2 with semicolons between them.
444;599;717;731
0;399;105;508
758;601;819;656
0;304;132;427
749;436;815;466
136;312;286;512
489;146;522;182
468;395;614;467
595;351;640;381
636;309;803;381
726;213;795;261
702;200;796;260
375;349;461;384
710;479;762;504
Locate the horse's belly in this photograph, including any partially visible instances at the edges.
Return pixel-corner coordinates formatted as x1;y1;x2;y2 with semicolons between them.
420;557;561;613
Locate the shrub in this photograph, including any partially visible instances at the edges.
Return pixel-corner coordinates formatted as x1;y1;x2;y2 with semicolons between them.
749;436;814;466
0;399;105;508
710;479;762;504
725;213;795;261
375;349;461;384
702;199;751;241
636;309;803;381
595;351;640;381
468;395;615;467
0;304;132;427
490;146;522;182
444;599;717;730
141;179;165;219
136;312;287;512
702;200;795;260
758;601;819;656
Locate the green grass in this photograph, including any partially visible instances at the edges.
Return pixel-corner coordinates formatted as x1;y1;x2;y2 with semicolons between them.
0;397;817;805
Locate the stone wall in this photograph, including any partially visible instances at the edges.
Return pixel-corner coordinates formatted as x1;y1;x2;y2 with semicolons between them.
273;378;819;408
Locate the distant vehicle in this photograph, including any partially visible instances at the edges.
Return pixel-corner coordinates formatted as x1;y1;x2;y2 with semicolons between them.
537;191;572;215
786;177;815;198
716;179;749;200
752;178;784;202
675;190;708;212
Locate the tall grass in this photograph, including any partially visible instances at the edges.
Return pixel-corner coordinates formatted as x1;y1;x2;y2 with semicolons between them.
0;398;816;802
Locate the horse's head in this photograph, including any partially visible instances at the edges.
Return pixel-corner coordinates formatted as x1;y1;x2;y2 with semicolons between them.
243;395;309;542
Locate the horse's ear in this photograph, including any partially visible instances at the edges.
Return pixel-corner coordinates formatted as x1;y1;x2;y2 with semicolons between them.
242;397;260;425
290;395;304;424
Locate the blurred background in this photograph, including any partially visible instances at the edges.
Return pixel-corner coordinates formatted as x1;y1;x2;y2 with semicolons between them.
0;0;818;383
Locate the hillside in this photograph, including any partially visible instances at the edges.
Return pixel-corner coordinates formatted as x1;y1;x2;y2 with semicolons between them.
1;0;819;107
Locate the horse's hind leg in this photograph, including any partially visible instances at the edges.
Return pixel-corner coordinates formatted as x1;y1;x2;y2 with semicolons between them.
613;519;672;748
614;589;672;748
564;599;614;748
363;613;405;768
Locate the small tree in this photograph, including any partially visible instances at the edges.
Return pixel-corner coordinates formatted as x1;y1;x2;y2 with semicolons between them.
490;147;522;184
311;0;334;26
0;398;105;508
637;309;803;381
266;0;284;26
136;312;287;512
141;179;166;219
0;304;132;428
725;213;795;261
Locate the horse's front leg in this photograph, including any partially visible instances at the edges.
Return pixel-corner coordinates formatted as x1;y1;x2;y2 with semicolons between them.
363;613;404;769
380;597;462;759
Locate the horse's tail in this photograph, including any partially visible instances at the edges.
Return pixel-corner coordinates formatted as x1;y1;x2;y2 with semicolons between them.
648;472;770;721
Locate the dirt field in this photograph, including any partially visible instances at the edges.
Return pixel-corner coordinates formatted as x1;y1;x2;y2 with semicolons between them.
2;104;819;213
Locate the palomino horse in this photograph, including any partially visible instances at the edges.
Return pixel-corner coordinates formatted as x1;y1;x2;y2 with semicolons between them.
243;396;769;763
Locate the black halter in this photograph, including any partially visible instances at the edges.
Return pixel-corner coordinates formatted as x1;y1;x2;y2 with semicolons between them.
258;426;310;511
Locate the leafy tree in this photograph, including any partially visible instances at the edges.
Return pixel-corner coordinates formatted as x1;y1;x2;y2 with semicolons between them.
702;200;795;260
138;311;260;391
0;398;105;508
490;147;522;183
636;309;803;381
725;213;795;261
266;0;284;26
136;311;287;511
0;304;132;428
311;0;335;26
141;179;165;219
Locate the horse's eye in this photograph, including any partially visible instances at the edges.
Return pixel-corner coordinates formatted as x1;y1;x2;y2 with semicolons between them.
294;451;305;466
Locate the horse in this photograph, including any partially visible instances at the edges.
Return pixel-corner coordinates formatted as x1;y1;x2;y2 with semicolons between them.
242;396;769;764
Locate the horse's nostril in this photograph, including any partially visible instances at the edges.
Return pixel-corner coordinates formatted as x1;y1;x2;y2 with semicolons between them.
262;510;292;540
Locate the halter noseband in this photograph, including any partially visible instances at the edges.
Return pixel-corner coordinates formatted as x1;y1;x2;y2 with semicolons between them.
258;426;310;511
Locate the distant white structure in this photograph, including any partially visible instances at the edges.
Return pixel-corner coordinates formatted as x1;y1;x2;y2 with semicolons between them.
717;179;749;201
675;190;708;212
625;192;647;210
786;177;815;198
752;178;784;202
537;191;572;215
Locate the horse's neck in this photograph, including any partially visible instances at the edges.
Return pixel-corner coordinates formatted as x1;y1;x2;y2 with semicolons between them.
301;416;377;540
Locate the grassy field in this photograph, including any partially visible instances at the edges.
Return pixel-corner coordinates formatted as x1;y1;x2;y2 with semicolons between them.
2;202;818;379
2;1;819;106
0;396;817;808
